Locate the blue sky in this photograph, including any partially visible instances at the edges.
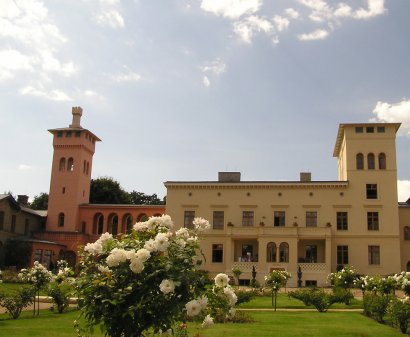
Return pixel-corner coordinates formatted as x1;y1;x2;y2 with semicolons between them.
1;0;410;201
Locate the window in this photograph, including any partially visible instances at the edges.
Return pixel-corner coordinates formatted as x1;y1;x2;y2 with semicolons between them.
355;127;363;133
212;211;224;230
267;242;277;262
75;131;81;137
404;226;410;240
356;153;364;170
367;212;379;230
337;245;349;265
83;160;86;173
81;221;86;233
279;242;289;263
66;131;72;137
24;219;29;235
184;211;195;229
366;184;378;199
57;131;63;138
34;249;42;262
367;153;375;169
58;213;65;227
377;126;385;133
93;213;104;234
123;214;133;234
242;211;254;227
274;211;285;227
59;157;66;171
11;215;16;233
407;261;410;272
366;127;374;133
43;250;52;268
368;246;380;265
378;153;386;170
0;211;4;230
305;245;317;263
86;162;90;175
108;214;118;236
212;244;223;263
67;157;74;172
337;212;348;230
306;211;317;227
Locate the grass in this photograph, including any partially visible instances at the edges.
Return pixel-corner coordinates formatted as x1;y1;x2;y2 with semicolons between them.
0;282;36;296
0;309;405;337
238;293;363;309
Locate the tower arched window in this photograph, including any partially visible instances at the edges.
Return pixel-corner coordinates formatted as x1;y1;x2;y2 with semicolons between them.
67;157;74;172
267;242;277;262
378;153;386;170
367;153;375;170
279;242;289;263
356;153;364;170
404;226;410;240
108;213;119;236
59;158;66;171
93;213;104;234
58;213;65;227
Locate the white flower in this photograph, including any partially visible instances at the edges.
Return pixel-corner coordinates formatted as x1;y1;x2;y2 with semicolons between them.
144;239;158;252
159;279;175;294
159;214;174;229
133;222;148;231
201;314;214;328
97;232;113;244
136;248;151;262
129;259;144;274
186;236;198;244
97;265;111;273
84;242;103;255
176;238;187;248
197;295;208;310
185;299;201;317
193;217;210;231
155;233;170;252
214;273;229;287
106;248;127;267
223;286;237;306
228;307;236;318
176;227;190;238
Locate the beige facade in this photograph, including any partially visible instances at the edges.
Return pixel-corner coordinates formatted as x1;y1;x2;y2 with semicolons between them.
165;123;408;287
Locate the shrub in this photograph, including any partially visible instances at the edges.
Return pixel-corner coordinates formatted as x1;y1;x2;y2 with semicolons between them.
388;297;410;334
0;269;24;283
363;292;391;323
328;266;356;289
289;288;348;312
47;260;75;313
332;287;354;305
288;288;313;306
235;290;256;305
0;287;35;319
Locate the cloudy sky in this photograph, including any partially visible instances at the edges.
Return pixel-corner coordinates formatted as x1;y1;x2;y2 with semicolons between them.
1;0;410;201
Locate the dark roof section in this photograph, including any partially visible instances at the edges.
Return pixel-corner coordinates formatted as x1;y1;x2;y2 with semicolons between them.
0;194;47;216
48;127;101;142
9;236;66;247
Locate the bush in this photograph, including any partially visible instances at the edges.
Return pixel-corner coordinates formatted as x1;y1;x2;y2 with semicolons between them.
332;287;354;305
289;288;348;312
0;269;24;283
48;282;72;313
0;287;35;319
288;288;313;306
388;297;410;334
363;292;391;323
235;290;256;305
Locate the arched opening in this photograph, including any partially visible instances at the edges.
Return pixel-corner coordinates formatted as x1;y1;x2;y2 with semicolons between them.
367;153;375;170
93;213;104;234
404;226;410;240
108;213;119;236
65;251;76;268
279;242;289;263
59;157;66;171
83;160;86;173
58;213;65;227
137;213;149;222
267;242;277;262
356;153;364;170
67;157;74;172
378;153;386;170
122;214;133;234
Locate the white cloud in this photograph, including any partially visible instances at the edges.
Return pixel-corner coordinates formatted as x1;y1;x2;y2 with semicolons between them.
298;29;329;41
20;85;72;101
201;58;226;75
334;3;352;18
284;8;299;19
95;10;124;28
398;180;410;202
0;49;34;81
273;15;290;32
354;0;386;20
203;76;210;87
111;67;141;82
18;164;32;171
372;99;410;136
233;15;273;43
200;0;262;19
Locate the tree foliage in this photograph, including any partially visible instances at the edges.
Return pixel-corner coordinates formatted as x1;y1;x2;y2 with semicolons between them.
4;240;31;268
30;192;49;210
90;176;131;204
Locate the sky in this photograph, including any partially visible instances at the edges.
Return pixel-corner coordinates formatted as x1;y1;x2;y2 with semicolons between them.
1;0;410;202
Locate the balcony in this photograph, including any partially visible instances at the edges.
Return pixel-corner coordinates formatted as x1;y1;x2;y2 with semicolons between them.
299;263;327;273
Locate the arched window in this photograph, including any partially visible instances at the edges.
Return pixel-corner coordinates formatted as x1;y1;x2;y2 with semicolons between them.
86;162;90;175
58;213;65;227
67;157;74;172
108;213;119;236
407;261;410;272
279;242;289;263
122;214;133;234
378;153;386;170
367;153;375;170
137;213;149;222
93;213;104;234
59;158;66;171
404;226;410;240
356;153;364;170
267;242;277;262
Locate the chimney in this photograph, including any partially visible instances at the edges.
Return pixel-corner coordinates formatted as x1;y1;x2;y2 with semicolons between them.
300;172;311;182
218;172;241;182
17;195;29;206
70;106;83;128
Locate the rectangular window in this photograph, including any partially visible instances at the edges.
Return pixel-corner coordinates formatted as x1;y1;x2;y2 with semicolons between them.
0;211;4;230
57;131;63;138
212;211;224;230
212;244;223;263
337;245;349;265
367;212;379;230
184;211;195;229
368;246;380;265
242;211;254;227
305;245;317;263
273;211;286;227
75;131;81;137
43;250;52;268
366;127;374;133
336;212;348;230
355;127;363;133
11;214;16;233
306;211;317;227
366;184;378;199
24;218;30;235
34;249;42;262
377;126;385;133
66;131;72;137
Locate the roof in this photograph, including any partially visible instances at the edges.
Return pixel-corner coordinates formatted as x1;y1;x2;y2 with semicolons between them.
333;122;401;158
0;194;47;217
21;206;47;217
48;127;101;142
9;236;66;247
79;203;165;209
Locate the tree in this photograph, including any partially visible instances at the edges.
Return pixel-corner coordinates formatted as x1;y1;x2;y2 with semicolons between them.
89;177;131;204
4;240;31;268
128;191;165;205
30;192;48;210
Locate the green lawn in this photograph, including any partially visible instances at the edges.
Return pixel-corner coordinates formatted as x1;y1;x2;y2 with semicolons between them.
0;309;405;337
238;293;363;309
0;282;36;296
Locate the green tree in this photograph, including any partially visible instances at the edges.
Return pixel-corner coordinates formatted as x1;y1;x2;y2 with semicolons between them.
30;192;48;210
128;190;165;205
4;240;31;268
89;177;131;204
